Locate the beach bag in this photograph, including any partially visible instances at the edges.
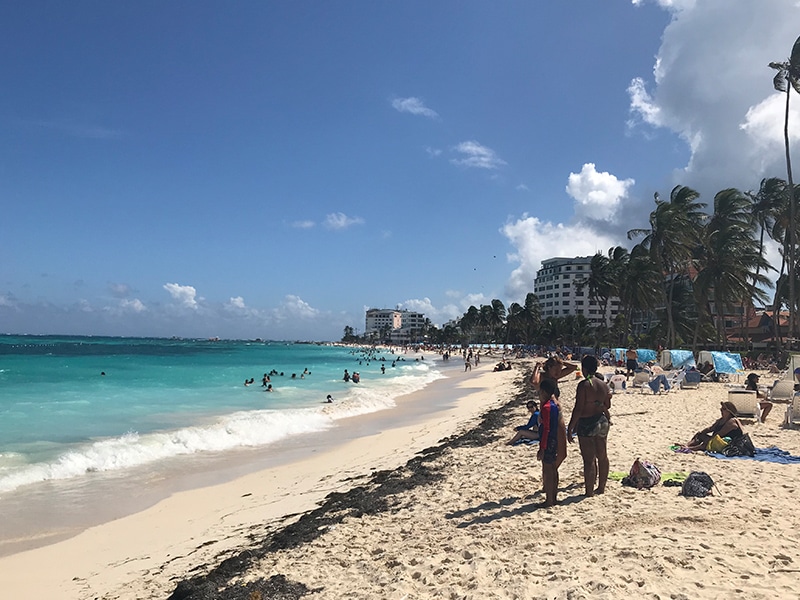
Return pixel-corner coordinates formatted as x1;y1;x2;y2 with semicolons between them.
706;434;729;453
622;458;661;489
681;471;715;497
721;433;755;457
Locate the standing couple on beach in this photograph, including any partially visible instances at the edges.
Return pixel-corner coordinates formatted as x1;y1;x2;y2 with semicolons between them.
530;355;611;506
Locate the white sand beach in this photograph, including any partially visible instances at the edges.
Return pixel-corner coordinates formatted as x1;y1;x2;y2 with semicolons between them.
2;361;800;599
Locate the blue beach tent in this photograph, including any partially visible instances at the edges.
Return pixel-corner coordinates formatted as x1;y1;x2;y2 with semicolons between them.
698;350;744;375
659;349;696;370
637;349;657;363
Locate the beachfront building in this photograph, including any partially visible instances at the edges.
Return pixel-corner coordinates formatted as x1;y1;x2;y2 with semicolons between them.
364;308;426;343
533;256;621;327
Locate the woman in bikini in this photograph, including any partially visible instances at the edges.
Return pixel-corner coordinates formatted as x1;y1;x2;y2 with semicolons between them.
530;356;577;399
567;355;612;497
685;401;744;451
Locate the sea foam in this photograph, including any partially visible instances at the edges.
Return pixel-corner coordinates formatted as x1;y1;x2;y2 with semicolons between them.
0;358;444;494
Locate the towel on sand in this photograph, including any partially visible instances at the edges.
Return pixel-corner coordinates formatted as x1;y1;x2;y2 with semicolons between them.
512;438;539;446
706;446;800;464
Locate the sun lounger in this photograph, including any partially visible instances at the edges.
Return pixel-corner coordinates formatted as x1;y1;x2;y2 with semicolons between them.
768;379;796;403
666;369;685;390
784;394;800;427
630;371;652;392
727;389;761;421
681;370;702;389
608;374;628;394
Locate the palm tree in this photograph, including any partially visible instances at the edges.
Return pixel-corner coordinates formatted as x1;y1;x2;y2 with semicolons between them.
628;185;707;348
489;299;507;341
619;244;663;347
693;189;773;349
522;292;541;344
505;302;523;344
769;35;800;346
460;305;480;342
750;178;789;350
577;251;615;326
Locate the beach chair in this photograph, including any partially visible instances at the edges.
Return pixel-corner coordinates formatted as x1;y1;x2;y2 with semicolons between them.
727;390;761;422
608;373;628;394
784;394;800;427
681;370;702;389
666;369;685;390
630;371;652;392
768;379;796;404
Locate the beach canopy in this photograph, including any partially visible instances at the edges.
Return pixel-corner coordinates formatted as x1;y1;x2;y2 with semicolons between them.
788;354;800;380
611;348;657;363
659;349;696;369
697;350;744;374
637;349;657;363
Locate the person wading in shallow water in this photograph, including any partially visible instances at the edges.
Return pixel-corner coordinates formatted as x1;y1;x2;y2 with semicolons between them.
567;355;611;498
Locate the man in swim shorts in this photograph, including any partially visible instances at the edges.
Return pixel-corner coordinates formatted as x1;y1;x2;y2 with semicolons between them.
568;355;612;498
625;347;638;377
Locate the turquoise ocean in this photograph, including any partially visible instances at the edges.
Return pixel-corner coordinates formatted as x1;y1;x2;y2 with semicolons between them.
0;335;447;499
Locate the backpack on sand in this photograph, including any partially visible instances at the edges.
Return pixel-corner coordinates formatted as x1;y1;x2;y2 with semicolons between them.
721;433;755;457
621;458;661;489
681;471;715;497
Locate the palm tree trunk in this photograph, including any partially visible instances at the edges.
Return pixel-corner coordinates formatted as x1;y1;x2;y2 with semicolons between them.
665;276;677;348
783;85;796;348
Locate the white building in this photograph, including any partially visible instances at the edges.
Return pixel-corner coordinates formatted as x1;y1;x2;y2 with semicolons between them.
364;308;426;342
533;256;620;327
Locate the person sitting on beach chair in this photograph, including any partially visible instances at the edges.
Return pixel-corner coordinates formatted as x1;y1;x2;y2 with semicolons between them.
507;400;539;445
744;373;773;422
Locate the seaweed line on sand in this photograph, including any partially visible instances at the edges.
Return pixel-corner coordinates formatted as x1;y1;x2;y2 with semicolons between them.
167;370;531;600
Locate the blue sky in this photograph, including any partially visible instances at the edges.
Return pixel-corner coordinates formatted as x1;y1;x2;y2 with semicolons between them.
2;0;799;340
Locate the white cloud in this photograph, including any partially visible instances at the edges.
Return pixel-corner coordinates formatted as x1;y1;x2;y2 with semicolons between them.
324;212;365;230
566;163;635;222
450;140;506;170
632;0;696;10
163;283;199;310
273;295;320;321
627;77;664;129
391;97;439;119
0;294;17;308
627;0;800;197
291;220;316;229
120;298;146;313
228;296;246;310
516;184;530;191
399;297;436;314
502;215;618;300
399;295;491;326
425;146;443;157
502;163;627;301
108;283;132;298
224;296;262;319
740;94;800;173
